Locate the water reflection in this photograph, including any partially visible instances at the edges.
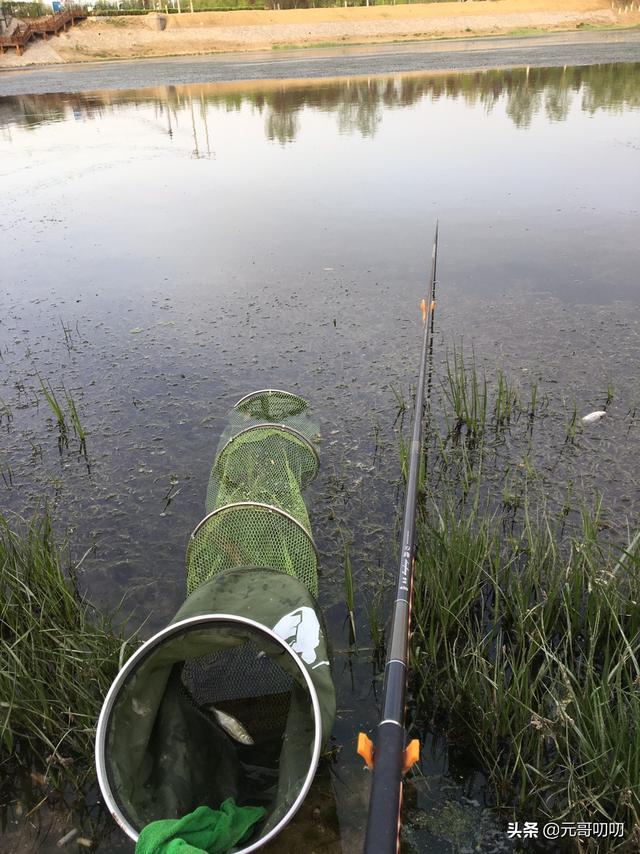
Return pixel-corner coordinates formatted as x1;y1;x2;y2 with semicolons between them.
1;62;639;143
1;59;640;853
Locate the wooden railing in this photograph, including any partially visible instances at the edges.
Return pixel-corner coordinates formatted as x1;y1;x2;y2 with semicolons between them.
0;5;86;55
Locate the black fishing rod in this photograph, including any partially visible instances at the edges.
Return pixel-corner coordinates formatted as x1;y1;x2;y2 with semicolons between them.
359;224;439;854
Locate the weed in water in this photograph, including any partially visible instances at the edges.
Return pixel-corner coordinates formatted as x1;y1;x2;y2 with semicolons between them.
413;492;640;849
390;383;407;426
161;474;181;514
27;437;43;461
0;397;13;428
493;369;519;429
605;378;615;408
1;461;14;488
37;374;68;452
63;386;87;456
409;351;640;850
365;586;386;668
342;538;357;644
564;399;579;444
60;317;74;353
442;345;488;446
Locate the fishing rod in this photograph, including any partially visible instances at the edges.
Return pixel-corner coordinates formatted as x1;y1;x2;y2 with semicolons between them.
359;223;439;854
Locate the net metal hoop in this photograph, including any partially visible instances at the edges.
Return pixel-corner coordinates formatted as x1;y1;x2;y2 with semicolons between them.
234;389;307;412
189;501;319;562
95;614;323;851
215;423;320;476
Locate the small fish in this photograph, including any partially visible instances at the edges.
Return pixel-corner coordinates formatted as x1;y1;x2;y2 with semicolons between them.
210;708;254;745
581;410;606;424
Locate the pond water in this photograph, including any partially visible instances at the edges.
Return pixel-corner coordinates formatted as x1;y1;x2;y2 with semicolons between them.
1;62;640;852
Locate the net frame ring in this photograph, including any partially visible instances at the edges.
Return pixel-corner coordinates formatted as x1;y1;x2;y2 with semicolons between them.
185;501;320;597
234;389;309;420
95;614;323;852
214;423;320;487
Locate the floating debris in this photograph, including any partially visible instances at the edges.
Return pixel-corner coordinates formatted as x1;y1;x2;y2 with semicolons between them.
56;829;78;848
581;410;606;424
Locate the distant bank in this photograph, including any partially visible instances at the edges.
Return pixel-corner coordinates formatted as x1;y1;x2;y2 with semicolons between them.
1;28;639;97
0;0;638;71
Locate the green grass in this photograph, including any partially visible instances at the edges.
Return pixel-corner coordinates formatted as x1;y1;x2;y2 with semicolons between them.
63;385;87;457
0;509;138;793
37;373;68;452
408;350;640;851
36;374;88;457
365;583;385;667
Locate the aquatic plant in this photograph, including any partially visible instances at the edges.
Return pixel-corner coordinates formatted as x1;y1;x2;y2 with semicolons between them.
0;461;14;489
408;352;640;851
342;538;356;644
0;509;138;792
60;317;74;353
37;373;68;451
0;397;12;428
390;384;407;424
442;345;488;444
365;586;385;668
63;385;87;456
412;495;640;851
564;398;579;443
606;378;615;408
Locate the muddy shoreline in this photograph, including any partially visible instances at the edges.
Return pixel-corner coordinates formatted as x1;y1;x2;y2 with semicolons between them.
0;28;639;96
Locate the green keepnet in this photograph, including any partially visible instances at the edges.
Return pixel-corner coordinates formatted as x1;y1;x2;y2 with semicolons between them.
103;568;335;842
97;392;336;852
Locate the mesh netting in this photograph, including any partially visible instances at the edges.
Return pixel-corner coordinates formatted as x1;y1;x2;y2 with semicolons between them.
101;611;321;840
234;389;309;421
183;643;293;705
186;503;318;597
188;390;320;597
209;391;320;509
98;392;335;852
182;642;293;744
206;426;318;524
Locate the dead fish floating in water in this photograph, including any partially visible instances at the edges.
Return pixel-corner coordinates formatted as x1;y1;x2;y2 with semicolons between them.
581;410;607;424
209;707;254;745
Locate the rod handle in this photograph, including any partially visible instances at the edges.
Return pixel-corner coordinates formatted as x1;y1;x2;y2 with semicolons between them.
363;722;405;854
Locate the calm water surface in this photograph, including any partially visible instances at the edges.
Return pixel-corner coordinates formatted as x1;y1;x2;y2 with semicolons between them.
1;63;640;852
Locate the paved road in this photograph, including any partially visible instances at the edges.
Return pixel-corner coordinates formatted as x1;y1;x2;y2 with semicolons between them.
0;29;639;96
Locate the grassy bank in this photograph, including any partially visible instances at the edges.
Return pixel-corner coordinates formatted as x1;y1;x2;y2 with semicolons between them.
409;351;640;850
0;510;138;796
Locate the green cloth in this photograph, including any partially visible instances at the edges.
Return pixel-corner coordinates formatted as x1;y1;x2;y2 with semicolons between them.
135;800;266;854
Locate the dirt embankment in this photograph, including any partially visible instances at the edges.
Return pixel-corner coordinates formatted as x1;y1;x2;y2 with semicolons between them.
1;0;638;67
